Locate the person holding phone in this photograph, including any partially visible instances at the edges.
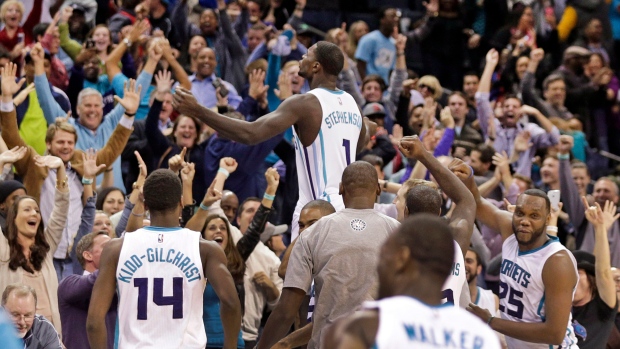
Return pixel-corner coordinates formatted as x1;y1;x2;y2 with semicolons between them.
185;47;242;109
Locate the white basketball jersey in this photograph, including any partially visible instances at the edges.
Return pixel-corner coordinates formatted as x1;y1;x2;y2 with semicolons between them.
475;287;497;314
291;88;361;239
441;240;466;307
116;227;206;348
500;235;579;348
365;296;501;349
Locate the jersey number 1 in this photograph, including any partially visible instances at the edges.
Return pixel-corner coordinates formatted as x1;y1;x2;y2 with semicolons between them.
134;277;184;320
342;139;351;165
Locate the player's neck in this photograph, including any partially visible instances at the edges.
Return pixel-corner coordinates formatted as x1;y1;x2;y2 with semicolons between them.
150;213;182;228
343;197;375;209
518;235;551;253
395;280;443;306
309;75;338;91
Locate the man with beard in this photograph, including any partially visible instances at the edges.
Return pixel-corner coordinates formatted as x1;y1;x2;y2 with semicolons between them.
174;41;372;240
465;247;499;315
559;134;620;267
477;49;560;176
455;163;579;348
323;215;500;349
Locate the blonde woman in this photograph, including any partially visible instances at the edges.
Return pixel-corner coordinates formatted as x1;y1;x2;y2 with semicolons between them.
0;0;28;60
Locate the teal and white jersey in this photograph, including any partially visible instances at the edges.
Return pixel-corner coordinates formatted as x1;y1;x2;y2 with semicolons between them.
291;87;362;239
500;235;579;348
442;240;466;308
475;287;497;315
116;227;206;348
364;296;500;348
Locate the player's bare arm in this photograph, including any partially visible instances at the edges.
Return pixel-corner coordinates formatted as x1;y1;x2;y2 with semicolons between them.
256;287;307;349
324;310;379;349
469;250;577;345
173;87;322;146
87;238;123;349
200;240;242;349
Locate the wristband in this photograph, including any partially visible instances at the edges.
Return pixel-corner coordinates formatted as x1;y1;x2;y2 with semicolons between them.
557;153;570;160
124;111;136;117
468;165;474;179
546;226;558;233
199;203;210;211
131;210;144;217
487;316;494;325
82;177;94;185
218;168;230;178
264;193;275;201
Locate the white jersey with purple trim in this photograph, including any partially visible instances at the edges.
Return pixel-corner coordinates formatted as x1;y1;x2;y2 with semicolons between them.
441;240;466;307
291;87;362;239
363;296;501;349
500;234;579;349
116;226;206;348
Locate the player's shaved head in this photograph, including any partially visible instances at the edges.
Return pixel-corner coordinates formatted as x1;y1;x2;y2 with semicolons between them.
144;169;182;212
405;184;442;216
378;214;454;298
315;41;344;76
341;161;379;195
302;199;336;216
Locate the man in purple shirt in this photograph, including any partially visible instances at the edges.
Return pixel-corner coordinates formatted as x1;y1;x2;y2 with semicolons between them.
58;231;116;349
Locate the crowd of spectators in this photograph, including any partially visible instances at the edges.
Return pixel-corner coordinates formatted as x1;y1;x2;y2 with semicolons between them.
0;0;619;348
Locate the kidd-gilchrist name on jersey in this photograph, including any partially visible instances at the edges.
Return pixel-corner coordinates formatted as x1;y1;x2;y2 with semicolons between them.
116;227;207;349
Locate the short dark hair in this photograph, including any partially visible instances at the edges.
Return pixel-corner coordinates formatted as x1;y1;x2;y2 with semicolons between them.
0;46;11;60
362;74;387;92
33;23;50;40
395;214;455;279
341;161;378;196
314;41;344;76
467;246;482;267
571;161;589;174
238;197;261;216
405;185;442;216
474;144;496;164
378;6;396;21
463;71;479;79
504;93;523;105
448;91;468;103
76;231;109;267
542;73;565;91
360;154;384;169
522;189;551;214
143;169;182;212
301;199;336;216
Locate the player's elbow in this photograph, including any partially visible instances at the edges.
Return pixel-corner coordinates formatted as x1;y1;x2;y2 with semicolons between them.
221;293;242;317
277;264;287;280
547;329;566;345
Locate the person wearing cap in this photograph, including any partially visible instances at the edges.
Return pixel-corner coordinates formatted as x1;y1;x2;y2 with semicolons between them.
571;198;618;349
553;45;611;119
261;222;288;258
357;102;396;166
0;180;26;234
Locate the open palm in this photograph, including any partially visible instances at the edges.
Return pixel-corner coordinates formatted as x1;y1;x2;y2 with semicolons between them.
114;79;142;115
1;62;25;97
34;155;64;169
82;149;106;178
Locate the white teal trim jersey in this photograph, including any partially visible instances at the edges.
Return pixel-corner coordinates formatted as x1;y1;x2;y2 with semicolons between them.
476;287;497;314
364;296;500;348
291;88;362;239
441;240;466;307
500;235;579;348
116;227;207;348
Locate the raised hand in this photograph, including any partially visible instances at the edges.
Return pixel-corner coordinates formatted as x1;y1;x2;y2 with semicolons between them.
558;135;574;155
1;62;26;98
154;70;174;100
513;131;533;153
13;83;35;107
395;33;407;53
448;157;473;182
503;198;516;213
82;149;106;178
423;0;439;13
173;87;201;115
440;106;455;129
530;48;545;63
219;157;238;174
148;39;164;62
169;147;187;173
216;87;229;107
181;162;196;183
134;151;148;182
0;146;28;166
398;135;428;160
60;6;73;23
274;72;293;101
485;49;499;67
248;69;269;101
492;151;510;176
34;155;64;169
201;178;222;207
113;79;142;115
585;197;620;231
30;43;45;65
128;20;151;44
265;167;280;189
389;124;404;145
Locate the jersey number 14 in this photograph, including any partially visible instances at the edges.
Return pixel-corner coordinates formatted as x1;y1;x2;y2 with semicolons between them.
134;277;184;320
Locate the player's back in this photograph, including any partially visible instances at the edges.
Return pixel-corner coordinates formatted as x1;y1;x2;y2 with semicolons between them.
366;296;501;348
292;88;361;210
441;240;466;307
500;235;579;348
116;227;207;348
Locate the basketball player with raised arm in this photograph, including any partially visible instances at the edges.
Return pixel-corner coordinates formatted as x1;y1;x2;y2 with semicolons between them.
453;168;579;348
173;41;371;240
397;136;475;308
324;214;501;349
86;170;241;349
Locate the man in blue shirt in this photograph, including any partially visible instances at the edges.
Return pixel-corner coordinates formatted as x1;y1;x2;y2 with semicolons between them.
355;7;400;84
189;47;242;109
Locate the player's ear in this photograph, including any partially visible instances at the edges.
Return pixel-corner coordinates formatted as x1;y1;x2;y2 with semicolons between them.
394;246;411;273
404;206;409;218
376;183;381;196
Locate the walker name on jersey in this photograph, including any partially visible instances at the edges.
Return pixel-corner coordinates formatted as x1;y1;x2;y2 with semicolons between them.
324;111;363;129
403;323;487;348
117;248;202;283
500;259;532;288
